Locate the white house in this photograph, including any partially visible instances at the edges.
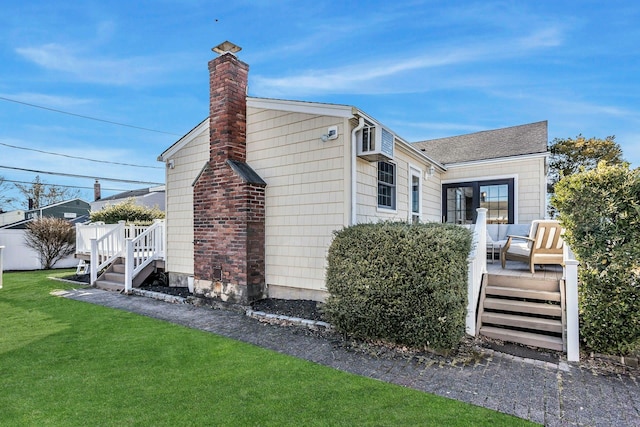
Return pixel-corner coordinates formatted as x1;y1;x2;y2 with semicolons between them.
158;41;548;304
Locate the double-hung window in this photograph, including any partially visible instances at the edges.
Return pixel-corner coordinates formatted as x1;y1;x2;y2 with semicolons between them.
377;161;396;210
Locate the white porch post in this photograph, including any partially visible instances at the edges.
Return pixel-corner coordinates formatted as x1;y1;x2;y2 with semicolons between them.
466;208;487;336
90;239;98;285
124;239;134;294
0;246;5;289
564;244;580;362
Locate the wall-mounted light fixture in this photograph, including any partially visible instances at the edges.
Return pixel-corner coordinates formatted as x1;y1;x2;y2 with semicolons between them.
167;159;175;169
321;125;339;142
425;164;435;179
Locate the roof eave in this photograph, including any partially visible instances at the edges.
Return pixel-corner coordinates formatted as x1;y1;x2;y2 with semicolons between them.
442;152;549;168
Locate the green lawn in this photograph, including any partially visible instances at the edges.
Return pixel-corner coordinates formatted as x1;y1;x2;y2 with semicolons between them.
0;270;536;426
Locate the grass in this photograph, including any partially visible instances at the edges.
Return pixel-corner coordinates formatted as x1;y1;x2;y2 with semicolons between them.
0;270;536;426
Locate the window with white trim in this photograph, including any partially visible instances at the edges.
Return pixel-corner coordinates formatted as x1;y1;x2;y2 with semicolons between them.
377;161;396;210
410;167;422;223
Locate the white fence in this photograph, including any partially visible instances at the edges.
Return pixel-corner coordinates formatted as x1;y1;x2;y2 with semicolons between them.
0;229;78;271
0;246;4;288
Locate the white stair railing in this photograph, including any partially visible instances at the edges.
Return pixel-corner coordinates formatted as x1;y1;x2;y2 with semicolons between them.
89;221;126;284
124;220;165;293
466;208;488;336
563;244;580;362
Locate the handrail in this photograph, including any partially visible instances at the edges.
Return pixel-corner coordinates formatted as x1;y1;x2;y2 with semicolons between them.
82;220;165;291
563;244;580;362
124;220;165;293
466;208;487;336
76;222;119;254
90;221;126;284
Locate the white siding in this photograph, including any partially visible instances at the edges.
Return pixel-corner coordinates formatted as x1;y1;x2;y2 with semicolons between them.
247;107;349;298
163;129;209;278
356;142;441;223
442;156;547;224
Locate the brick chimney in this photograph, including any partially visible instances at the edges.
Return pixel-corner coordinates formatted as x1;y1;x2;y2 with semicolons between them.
192;41;266;304
94;180;101;201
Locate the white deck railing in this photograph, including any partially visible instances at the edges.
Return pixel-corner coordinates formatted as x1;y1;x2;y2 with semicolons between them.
76;222;152;255
466;208;488;336
76;220;165;290
76;222;122;254
124;220;165;293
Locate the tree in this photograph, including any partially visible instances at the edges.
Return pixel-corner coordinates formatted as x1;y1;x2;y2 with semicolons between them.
14;175;81;210
90;198;165;224
0;175;15;211
24;217;76;269
547;135;624;216
552;162;640;355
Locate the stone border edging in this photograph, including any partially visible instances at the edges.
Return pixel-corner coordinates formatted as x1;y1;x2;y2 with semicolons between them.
132;288;187;304
246;308;332;330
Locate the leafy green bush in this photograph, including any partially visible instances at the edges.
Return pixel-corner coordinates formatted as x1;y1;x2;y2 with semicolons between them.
552;162;640;355
324;221;472;351
90;198;165;224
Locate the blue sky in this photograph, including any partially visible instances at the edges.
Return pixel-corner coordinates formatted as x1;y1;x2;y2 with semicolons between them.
1;0;639;207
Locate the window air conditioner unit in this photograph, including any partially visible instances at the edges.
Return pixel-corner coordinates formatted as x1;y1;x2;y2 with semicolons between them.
356;123;394;162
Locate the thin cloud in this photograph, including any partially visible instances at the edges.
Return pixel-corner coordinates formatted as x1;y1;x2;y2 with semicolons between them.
252;26;565;97
518;27;564;49
492;89;640;120
15;43;171;85
0;92;92;108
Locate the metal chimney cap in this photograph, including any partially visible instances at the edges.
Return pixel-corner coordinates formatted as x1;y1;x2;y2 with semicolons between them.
212;41;242;55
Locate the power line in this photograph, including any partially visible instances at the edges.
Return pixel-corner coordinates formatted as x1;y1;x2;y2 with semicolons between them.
0;141;163;169
0;95;182;136
1;178;129;192
0;165;164;185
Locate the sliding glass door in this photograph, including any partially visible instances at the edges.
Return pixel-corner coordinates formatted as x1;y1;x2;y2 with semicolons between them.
442;179;514;224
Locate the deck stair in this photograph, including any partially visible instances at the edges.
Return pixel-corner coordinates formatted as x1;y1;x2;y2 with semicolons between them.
477;274;565;351
94;258;156;292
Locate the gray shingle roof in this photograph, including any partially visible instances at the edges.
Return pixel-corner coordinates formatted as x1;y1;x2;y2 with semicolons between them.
98;188;151;202
412;121;548;164
227;160;267;186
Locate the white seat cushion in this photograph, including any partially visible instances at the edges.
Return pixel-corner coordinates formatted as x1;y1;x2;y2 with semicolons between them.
507;242;530;256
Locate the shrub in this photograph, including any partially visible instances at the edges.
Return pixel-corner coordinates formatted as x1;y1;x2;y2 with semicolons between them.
552;162;640;355
24;217;75;269
323;221;472;351
90;198;165;224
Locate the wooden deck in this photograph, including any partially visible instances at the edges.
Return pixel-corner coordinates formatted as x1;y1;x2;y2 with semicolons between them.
486;259;563;280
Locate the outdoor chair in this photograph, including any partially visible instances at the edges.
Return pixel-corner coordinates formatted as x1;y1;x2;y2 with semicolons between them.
500;220;564;273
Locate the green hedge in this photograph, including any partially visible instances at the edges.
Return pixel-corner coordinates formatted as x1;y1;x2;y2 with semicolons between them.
324;221;472;351
90;198;165;224
552;162;640;355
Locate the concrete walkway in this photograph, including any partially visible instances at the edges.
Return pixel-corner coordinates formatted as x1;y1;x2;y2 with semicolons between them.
57;287;639;427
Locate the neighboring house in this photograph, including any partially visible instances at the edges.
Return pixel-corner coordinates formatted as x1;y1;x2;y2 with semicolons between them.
0;210;25;227
91;184;166;212
1;198;90;229
157;42;548;304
